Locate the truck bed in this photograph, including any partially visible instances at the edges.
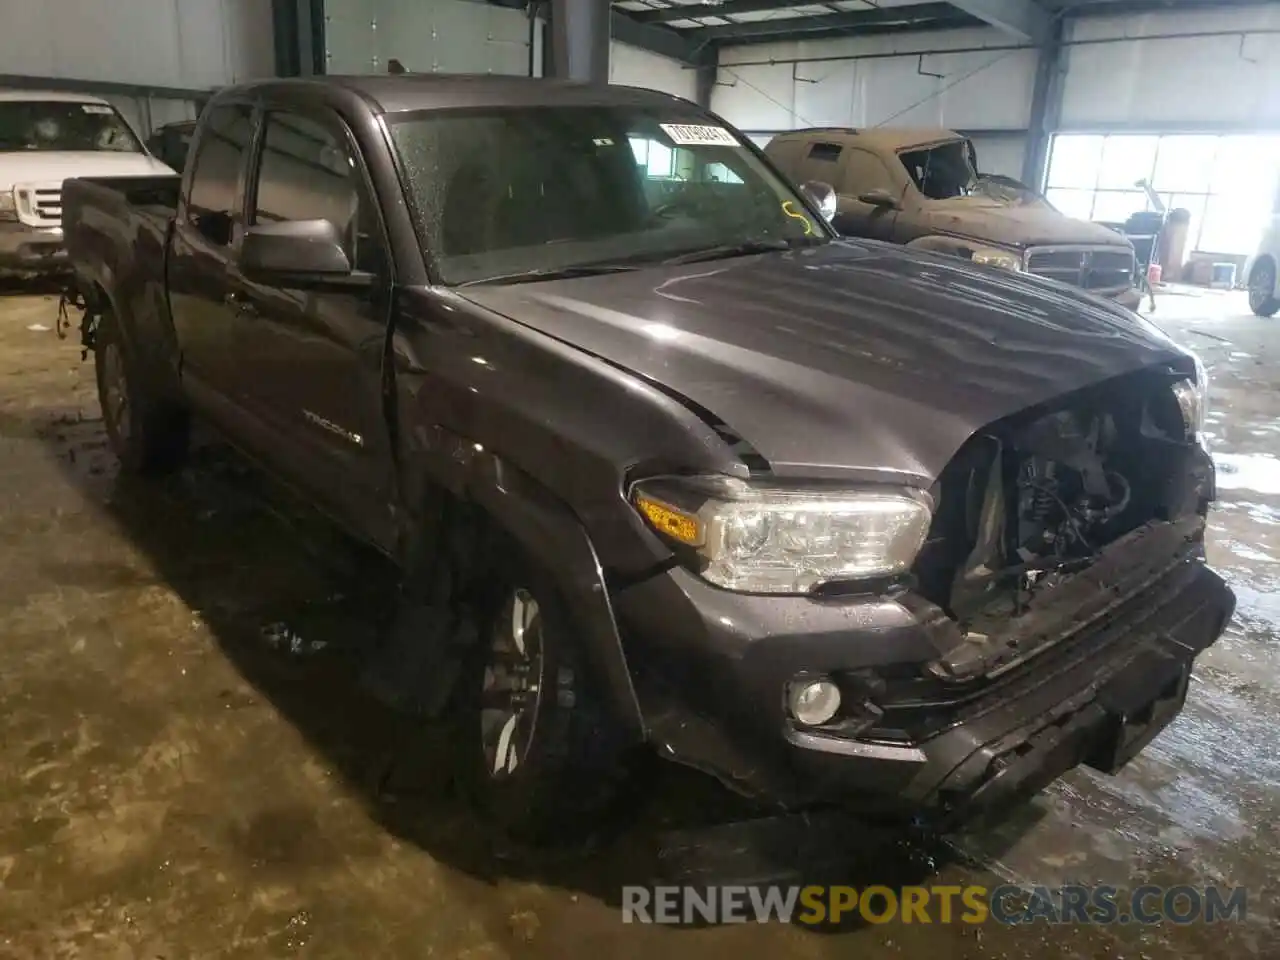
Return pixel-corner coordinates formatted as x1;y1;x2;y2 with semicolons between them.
61;174;182;385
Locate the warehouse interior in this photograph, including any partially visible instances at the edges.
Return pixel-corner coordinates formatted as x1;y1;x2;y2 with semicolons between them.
2;0;1280;957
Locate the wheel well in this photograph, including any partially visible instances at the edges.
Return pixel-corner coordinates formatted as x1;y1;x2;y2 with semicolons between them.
390;469;643;739
1251;254;1276;282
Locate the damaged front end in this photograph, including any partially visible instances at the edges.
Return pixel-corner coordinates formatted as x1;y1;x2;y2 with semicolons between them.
911;364;1214;683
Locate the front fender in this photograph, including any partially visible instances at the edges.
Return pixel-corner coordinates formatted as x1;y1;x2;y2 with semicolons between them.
906;234;979;259
422;432;645;740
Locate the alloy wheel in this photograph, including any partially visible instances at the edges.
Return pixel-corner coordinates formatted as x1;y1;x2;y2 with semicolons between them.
100;342;131;445
480;588;545;779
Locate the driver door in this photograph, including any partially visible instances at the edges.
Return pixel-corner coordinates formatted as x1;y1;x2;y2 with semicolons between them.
231;105;398;550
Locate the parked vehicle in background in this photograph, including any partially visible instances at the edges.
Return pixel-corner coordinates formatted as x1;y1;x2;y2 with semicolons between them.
62;76;1231;842
145;120;197;176
1244;205;1280;317
765;127;1143;310
0;90;174;276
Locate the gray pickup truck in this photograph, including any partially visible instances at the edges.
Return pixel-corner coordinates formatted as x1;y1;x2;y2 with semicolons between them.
61;76;1229;842
766;127;1143;311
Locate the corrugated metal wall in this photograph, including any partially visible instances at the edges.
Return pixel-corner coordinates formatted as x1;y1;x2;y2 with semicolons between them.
610;42;698;100
712;5;1280;179
0;0;274;143
1060;6;1280;131
323;0;530;76
714;26;1035;176
0;0;273;87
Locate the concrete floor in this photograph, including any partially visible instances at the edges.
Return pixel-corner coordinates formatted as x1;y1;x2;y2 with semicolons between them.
1;286;1277;959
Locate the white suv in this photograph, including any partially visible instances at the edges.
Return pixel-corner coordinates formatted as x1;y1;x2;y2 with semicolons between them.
0;90;175;276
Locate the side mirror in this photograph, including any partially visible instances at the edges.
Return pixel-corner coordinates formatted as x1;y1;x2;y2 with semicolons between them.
799;180;837;222
241;219;352;281
858;188;900;210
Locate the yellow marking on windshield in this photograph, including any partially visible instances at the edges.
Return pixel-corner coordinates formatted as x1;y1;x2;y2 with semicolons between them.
781;200;814;236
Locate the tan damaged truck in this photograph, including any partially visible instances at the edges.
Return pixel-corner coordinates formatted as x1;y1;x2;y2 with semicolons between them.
766;127;1142;311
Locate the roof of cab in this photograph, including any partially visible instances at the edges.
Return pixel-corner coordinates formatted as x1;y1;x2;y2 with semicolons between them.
0;89;111;104
217;74;695;115
773;126;965;152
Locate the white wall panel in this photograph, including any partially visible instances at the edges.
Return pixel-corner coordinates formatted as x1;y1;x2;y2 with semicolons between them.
0;0;272;88
713;27;1035;135
609;42;697;100
1060;8;1280;130
324;0;530;76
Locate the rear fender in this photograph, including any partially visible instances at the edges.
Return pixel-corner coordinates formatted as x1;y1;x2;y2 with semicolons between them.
71;220;178;397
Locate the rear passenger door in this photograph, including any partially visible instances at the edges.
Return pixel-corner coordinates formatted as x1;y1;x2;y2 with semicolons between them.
233;105;397;550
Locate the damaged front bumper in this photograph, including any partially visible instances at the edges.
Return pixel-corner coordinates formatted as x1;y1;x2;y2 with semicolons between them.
614;519;1234;824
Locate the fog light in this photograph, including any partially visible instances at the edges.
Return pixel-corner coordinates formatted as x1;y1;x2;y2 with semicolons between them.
788;679;841;726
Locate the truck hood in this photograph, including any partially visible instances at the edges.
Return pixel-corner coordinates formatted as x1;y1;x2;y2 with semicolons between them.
922;198;1131;250
459;240;1186;485
0;151;174;185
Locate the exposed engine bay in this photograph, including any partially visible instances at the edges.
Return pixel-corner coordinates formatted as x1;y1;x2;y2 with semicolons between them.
914;367;1213;675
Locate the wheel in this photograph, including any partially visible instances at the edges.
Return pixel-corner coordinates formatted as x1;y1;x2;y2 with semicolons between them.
1249;258;1280;318
456;554;623;846
94;309;189;474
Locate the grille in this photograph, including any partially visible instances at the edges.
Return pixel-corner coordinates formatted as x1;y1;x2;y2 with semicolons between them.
1026;246;1134;292
33;188;61;223
15;183;63;227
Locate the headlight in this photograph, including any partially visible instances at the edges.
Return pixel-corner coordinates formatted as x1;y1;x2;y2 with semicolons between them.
632;476;932;594
970;247;1022;272
0;190;15;222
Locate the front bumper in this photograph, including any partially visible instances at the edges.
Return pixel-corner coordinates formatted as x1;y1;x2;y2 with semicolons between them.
615;544;1233;824
0;222;67;274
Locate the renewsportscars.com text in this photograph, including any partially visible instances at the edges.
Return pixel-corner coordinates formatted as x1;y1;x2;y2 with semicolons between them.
621;884;1247;926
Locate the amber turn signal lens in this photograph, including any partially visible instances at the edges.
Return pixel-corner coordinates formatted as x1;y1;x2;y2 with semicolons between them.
635;494;703;546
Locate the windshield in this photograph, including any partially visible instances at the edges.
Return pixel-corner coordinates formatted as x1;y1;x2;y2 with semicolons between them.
389;106;829;285
0;100;141;153
898;139;977;200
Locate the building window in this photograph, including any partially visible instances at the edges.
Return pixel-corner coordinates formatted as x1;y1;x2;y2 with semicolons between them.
1046;133;1280;256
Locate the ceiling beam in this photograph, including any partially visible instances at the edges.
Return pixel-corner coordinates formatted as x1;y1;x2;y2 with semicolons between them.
687;3;981;42
945;0;1050;43
630;0;823;24
611;10;713;65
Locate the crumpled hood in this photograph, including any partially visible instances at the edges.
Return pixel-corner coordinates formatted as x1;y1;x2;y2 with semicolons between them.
459;240;1186;486
921;198;1132;250
0;151;174;186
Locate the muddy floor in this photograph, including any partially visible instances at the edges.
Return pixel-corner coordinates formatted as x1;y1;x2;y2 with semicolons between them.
1;286;1276;958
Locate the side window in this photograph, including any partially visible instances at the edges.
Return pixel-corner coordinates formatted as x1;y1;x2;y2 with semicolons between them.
795;140;844;187
250;110;385;275
842;148;897;196
186;104;253;245
807;142;843;164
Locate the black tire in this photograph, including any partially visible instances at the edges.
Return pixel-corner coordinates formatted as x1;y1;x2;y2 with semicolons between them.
454;545;624;846
94;309;189;475
1250;258;1280;318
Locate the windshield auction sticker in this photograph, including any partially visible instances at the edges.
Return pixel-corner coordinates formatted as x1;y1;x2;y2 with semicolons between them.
660;123;739;147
